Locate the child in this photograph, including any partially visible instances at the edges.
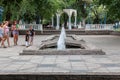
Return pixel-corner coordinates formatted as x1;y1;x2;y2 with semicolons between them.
25;30;29;47
29;26;35;46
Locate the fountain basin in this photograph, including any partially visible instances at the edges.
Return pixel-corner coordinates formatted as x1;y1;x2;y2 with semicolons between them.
20;35;105;55
20;49;105;55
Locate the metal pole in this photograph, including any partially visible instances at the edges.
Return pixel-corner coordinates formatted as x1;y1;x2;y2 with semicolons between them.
0;11;1;23
0;6;4;23
104;12;107;29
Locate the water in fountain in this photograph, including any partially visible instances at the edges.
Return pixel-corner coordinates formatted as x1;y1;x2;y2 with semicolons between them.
57;27;66;50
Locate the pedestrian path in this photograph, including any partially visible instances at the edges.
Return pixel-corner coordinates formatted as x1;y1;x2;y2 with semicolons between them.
0;35;120;74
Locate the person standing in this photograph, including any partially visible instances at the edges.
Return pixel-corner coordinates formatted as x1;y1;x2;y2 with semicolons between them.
0;23;6;48
0;24;2;42
29;26;35;46
25;30;29;47
11;21;19;46
3;21;10;47
0;24;4;43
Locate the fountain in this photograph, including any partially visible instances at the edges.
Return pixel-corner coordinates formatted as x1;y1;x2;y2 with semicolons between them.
20;33;105;55
20;26;105;55
57;27;66;50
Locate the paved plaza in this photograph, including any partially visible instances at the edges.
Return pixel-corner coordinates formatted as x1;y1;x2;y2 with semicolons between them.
0;35;120;74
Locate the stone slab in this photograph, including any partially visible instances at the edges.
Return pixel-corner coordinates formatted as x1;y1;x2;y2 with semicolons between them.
20;49;105;55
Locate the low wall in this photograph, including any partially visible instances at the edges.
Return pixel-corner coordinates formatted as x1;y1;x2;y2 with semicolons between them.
19;30;113;35
110;31;120;35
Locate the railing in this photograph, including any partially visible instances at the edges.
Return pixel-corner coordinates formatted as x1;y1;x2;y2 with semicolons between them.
113;25;120;31
85;24;114;30
18;24;116;31
18;24;43;31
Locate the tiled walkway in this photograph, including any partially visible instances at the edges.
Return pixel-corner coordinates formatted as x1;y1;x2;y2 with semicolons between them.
0;35;120;74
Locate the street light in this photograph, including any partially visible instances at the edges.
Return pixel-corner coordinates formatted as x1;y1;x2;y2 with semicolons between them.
89;4;92;23
0;6;4;23
103;6;107;29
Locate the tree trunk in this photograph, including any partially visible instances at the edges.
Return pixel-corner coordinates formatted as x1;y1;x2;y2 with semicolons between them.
82;18;86;27
6;12;11;21
41;17;43;24
64;14;68;29
36;15;40;24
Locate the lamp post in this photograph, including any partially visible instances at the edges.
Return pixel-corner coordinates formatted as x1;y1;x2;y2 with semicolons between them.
0;6;4;23
103;12;107;29
22;8;26;24
88;10;91;24
87;4;92;29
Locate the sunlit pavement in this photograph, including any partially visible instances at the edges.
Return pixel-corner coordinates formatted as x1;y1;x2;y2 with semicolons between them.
0;35;120;74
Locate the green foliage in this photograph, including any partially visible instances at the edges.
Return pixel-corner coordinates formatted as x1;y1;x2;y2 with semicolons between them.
98;0;120;22
0;0;21;21
0;0;65;23
0;0;118;24
88;0;107;23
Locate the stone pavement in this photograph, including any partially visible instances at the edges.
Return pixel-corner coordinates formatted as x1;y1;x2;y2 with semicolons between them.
0;35;120;74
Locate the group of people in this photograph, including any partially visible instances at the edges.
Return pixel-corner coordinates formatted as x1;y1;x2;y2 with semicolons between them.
0;21;10;48
25;26;35;47
0;21;35;48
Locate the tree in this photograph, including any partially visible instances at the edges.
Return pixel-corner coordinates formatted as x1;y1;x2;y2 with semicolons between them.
1;0;111;24
98;0;120;22
0;0;21;21
88;0;107;24
75;0;92;26
19;0;36;23
33;0;64;24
